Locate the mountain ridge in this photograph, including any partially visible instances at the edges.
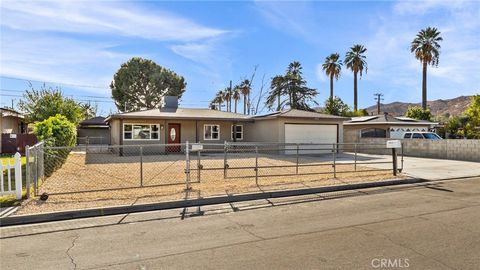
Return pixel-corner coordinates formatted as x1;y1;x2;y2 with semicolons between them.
365;95;473;117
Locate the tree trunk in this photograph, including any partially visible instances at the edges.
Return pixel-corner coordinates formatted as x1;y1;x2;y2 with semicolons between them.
330;74;334;99
234;100;237;113
422;61;428;110
277;93;281;111
247;93;250;115
353;72;358;111
219;101;222;111
243;95;246;114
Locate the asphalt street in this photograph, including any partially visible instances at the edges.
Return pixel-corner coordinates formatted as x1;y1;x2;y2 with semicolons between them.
1;177;480;269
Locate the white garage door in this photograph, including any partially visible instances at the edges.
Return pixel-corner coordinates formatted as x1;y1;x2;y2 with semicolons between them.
284;124;337;154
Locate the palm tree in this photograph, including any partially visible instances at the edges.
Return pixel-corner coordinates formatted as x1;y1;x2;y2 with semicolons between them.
344;44;367;111
223;88;231;112
215;90;224;111
232;86;241;113
266;75;286;111
411;27;443;110
322;53;342;99
240;79;251;114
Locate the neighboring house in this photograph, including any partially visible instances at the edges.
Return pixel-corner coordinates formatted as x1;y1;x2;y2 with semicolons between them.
77;116;111;145
0;107;36;154
0;107;27;134
343;112;437;142
105;96;346;153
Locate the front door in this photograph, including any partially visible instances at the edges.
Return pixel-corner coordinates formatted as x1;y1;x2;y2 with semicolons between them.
167;123;181;152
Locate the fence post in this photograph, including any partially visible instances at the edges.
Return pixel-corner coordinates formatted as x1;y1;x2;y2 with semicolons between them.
255;146;259;185
14;152;22;200
354;143;357;172
140;146;143;187
392;148;398;176
197;149;201;182
332;144;336;178
400;141;404;172
34;148;39;196
0;161;4;193
296;144;299;174
223;141;228;179
185;141;191;190
25;145;30;199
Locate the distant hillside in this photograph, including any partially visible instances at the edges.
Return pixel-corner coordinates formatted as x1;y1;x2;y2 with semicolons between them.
365;96;473;117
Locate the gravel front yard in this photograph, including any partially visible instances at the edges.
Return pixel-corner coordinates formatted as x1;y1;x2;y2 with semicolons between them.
15;152;405;215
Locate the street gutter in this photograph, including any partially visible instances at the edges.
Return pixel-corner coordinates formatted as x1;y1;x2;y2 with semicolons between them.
0;178;425;227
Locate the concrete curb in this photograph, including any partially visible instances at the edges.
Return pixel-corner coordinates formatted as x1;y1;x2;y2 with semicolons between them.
0;178;425;227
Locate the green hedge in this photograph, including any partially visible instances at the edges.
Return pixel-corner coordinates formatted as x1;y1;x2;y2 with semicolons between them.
34;114;76;176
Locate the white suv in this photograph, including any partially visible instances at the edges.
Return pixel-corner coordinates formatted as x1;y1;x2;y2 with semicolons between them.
403;132;442;140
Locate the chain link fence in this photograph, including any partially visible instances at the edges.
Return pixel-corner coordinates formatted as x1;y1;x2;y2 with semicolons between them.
27;142;401;195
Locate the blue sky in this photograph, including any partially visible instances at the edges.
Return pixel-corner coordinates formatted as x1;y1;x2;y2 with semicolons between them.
1;0;479;116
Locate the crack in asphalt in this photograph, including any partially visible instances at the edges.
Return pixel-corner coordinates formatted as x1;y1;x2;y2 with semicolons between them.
66;234;79;270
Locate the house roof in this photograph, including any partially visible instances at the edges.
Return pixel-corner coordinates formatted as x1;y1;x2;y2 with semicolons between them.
253;109;347;120
0;107;24;119
79;116;108;127
344;113;436;126
106;108;252;122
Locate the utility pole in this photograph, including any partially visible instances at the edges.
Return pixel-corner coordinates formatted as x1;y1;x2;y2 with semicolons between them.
374;93;384;115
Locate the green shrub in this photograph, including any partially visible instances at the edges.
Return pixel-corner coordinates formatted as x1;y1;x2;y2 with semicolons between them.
33;114;76;176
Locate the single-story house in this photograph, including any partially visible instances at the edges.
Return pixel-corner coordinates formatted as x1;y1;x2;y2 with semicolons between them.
1;107;36;154
105;96;346;153
343;112;437;143
77;116;110;145
0;107;27;134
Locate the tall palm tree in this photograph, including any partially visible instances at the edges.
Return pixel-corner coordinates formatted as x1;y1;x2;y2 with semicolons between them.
266;75;286;111
215;90;224;111
240;79;251;114
410;27;443;110
232;87;241;113
223;87;231;112
322;53;342;99
344;44;367;111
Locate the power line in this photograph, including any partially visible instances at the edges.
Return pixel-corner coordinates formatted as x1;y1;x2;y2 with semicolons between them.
0;75;109;89
0;88;112;100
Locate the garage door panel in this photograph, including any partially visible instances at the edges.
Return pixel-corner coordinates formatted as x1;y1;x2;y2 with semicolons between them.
284;124;337;154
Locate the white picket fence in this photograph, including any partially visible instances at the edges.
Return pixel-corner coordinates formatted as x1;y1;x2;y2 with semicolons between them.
0;152;23;200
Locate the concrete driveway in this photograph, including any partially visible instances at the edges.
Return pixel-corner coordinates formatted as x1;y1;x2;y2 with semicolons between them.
335;153;480;180
1;177;480;269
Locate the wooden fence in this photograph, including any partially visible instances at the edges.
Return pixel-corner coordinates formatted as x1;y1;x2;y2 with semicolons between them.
0;153;23;199
1;133;37;154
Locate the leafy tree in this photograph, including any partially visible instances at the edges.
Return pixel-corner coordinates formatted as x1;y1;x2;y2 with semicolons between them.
18;84;90;125
345;44;367;111
266;75;286;111
33;114;76;176
463;94;480;138
411;27;443;110
321;97;350;116
322;53;342;99
445;116;461;138
111;57;186;112
405;106;433;121
265;61;318;111
210;90;224;111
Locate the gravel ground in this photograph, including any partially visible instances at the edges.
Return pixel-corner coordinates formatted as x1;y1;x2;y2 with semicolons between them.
14;152;404;215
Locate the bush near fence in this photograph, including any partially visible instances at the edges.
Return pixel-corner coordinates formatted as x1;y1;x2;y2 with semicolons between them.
33;115;76;176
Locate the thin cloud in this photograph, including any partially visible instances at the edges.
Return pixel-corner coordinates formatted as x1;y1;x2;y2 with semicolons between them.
0;0;228;42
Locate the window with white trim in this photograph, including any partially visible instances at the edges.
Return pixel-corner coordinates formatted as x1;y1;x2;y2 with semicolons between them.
204;124;220;140
231;125;243;140
124;124;160;140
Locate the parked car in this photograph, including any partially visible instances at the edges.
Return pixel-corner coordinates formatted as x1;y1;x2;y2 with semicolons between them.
403;132;443;140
